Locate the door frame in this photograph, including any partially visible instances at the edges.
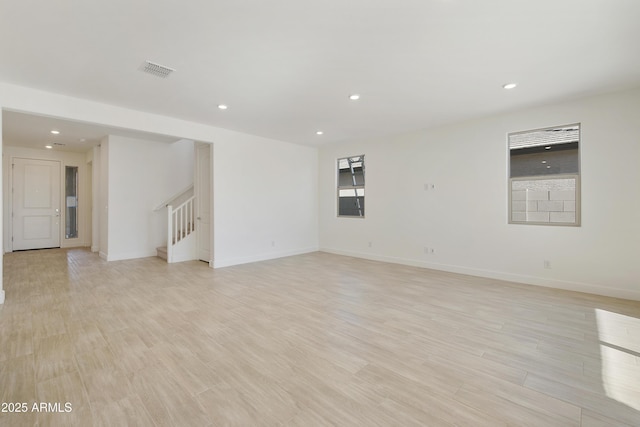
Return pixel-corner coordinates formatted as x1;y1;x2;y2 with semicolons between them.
7;154;87;252
195;142;214;266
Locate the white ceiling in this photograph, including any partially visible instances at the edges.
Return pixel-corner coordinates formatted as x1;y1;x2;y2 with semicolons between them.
2;110;184;153
1;0;639;149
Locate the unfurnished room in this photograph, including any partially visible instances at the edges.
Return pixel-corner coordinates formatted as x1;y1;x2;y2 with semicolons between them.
0;1;639;426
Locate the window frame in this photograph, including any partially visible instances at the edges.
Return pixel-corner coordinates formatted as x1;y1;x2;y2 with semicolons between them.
508;123;581;226
337;155;365;218
64;165;80;239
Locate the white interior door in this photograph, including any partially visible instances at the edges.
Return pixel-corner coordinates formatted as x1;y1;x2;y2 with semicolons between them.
12;158;62;250
196;143;211;262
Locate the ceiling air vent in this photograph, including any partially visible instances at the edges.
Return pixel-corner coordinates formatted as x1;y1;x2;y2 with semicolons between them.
140;60;175;78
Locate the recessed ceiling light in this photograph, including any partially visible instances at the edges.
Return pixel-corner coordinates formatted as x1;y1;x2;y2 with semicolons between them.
541;160;547;164
218;104;228;110
545;146;552;150
349;94;360;100
503;83;517;90
45;145;53;149
316;131;324;135
50;130;60;135
546;166;551;169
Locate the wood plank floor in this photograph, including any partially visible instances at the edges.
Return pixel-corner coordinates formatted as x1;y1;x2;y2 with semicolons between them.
1;248;639;426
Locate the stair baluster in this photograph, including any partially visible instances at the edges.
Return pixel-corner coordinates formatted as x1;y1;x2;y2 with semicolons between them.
164;196;196;263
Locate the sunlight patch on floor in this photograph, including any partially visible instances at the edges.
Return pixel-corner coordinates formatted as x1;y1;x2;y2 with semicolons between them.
595;309;640;411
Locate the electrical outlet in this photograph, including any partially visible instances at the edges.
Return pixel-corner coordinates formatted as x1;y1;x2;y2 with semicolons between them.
368;241;373;248
544;260;551;269
271;240;276;247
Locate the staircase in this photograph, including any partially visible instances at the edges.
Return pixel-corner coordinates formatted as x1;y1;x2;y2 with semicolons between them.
155;192;197;263
156;246;168;261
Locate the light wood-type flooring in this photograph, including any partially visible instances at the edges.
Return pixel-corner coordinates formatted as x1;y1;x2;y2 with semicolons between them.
1;248;639;426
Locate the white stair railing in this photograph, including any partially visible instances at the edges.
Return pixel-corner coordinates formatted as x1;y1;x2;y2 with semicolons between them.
166;196;196;263
154;184;194;212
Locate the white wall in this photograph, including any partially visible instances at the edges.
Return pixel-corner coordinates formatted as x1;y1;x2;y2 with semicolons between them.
213;134;319;267
319;88;640;301
102;133;319;266
2;145;91;251
103;136;194;261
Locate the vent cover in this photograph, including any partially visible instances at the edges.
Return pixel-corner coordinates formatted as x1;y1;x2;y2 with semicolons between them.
140;60;175;78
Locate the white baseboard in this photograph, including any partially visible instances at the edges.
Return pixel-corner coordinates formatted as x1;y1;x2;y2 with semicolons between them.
320;247;640;302
169;252;197;263
106;250;157;262
91;246;99;253
99;248;193;263
213;246;318;269
0;289;5;304
60;239;89;249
